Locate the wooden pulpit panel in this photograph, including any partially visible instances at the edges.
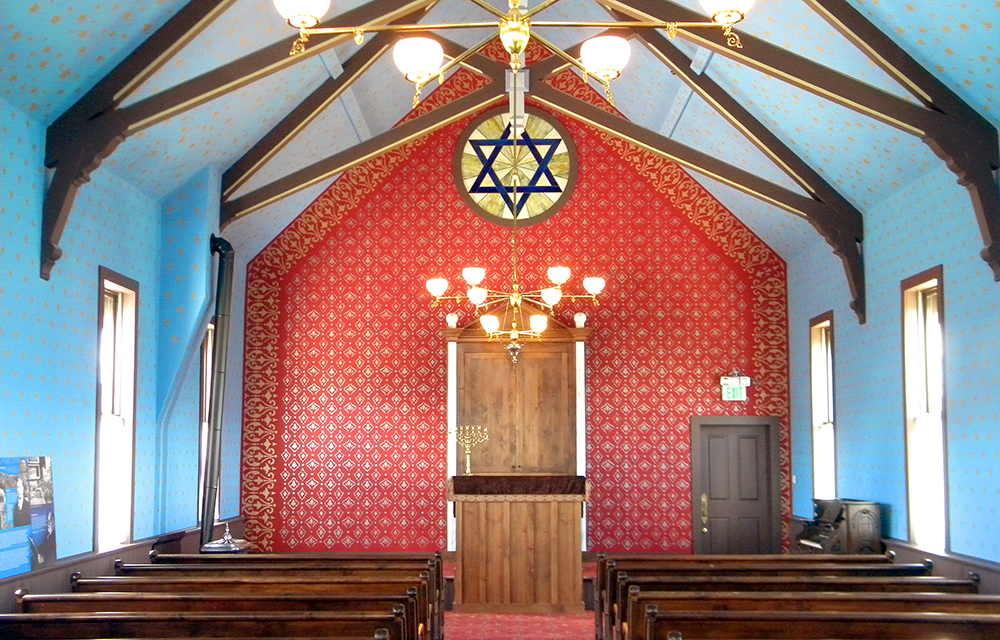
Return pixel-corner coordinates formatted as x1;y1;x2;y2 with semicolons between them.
457;341;576;474
454;498;583;613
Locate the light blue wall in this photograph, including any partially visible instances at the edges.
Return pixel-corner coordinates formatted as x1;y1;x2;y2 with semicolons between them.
1;97;236;573
1;97;161;556
788;160;1000;563
157;168;219;419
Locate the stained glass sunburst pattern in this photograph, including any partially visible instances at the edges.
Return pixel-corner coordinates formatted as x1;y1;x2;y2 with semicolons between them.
455;107;576;227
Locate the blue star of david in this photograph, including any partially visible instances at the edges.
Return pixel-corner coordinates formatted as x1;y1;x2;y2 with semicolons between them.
468;123;564;217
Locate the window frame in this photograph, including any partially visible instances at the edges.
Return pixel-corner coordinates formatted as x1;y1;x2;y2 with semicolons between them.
900;264;948;552
94;266;139;553
809;310;836;500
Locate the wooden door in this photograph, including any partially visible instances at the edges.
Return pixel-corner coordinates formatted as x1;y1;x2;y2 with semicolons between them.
691;416;781;554
457;341;576;474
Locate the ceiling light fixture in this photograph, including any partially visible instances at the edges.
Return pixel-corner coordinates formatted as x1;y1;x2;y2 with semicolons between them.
426;156;604;364
273;0;754;106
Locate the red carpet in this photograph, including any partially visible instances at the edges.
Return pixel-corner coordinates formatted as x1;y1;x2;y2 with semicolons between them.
444;613;594;640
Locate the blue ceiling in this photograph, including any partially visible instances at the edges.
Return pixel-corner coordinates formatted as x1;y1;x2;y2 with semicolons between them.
2;0;997;263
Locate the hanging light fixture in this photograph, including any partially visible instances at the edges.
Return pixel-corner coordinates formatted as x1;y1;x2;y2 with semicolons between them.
392;37;445;106
273;0;755;104
580;35;631;105
427;256;603;363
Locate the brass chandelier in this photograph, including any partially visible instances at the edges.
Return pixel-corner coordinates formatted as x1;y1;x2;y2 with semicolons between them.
273;0;755;106
425;188;606;363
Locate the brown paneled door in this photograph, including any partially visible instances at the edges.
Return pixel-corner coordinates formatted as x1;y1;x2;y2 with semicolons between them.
691;416;781;554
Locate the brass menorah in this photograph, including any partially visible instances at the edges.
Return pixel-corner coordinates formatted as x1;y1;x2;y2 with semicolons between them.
456;425;489;475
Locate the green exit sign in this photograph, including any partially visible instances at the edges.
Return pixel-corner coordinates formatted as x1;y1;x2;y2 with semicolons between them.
722;385;748;402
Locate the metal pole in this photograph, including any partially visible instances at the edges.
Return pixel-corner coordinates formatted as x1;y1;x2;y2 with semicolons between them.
199;235;234;548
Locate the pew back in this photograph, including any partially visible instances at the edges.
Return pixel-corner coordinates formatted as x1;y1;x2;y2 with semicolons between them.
17;590;421;640
644;608;1000;640
0;611;404;640
625;590;1000;640
147;551;443;639
594;553;892;640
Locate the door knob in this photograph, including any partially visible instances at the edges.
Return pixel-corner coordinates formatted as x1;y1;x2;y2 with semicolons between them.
700;492;709;529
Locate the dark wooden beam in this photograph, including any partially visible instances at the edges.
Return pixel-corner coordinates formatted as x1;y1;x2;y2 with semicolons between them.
600;0;933;135
605;0;1000;281
221;84;505;223
801;0;1000;280
40;0;439;279
531;84;866;318
46;0;239;165
41;0;239;279
623;25;866;320
222;32;398;199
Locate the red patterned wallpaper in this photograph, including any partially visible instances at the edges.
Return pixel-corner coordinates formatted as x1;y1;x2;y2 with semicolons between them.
241;47;789;553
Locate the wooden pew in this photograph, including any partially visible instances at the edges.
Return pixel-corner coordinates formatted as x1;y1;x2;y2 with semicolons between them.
644;608;1000;640
72;573;431;640
114;562;434;640
148;551;444;640
16;590;421;640
594;552;893;640
0;610;404;640
604;564;937;640
624;590;1000;640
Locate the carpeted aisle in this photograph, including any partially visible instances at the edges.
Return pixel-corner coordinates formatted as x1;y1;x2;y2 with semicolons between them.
444;613;594;640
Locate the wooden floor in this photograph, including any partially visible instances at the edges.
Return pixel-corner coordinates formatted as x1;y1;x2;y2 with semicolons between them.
444;612;592;640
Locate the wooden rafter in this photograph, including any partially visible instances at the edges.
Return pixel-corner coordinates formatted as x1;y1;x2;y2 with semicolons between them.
802;0;1000;281
223;29;403;200
220;36;507;224
604;0;1000;282
616;24;866;320
45;0;240;162
40;0;440;279
40;0;240;280
221;84;506;223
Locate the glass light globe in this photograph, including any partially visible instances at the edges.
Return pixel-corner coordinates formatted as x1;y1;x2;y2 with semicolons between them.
480;315;500;334
583;277;606;295
529;315;548;334
462;267;486;285
699;0;754;25
467;287;488;305
541;287;562;306
580;36;631;82
547;266;571;285
273;0;331;28
573;312;587;328
426;278;448;297
393;37;443;84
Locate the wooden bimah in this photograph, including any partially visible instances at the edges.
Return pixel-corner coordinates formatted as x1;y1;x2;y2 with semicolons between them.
448;475;586;614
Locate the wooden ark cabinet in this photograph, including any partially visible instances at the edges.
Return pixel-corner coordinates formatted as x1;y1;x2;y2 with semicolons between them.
446;307;590;613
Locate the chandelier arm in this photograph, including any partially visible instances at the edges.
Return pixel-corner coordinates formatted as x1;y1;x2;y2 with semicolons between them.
528;33;590;76
523;0;567;19
304;22;498;35
462;0;509;19
415;32;504;94
530;20;673;28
